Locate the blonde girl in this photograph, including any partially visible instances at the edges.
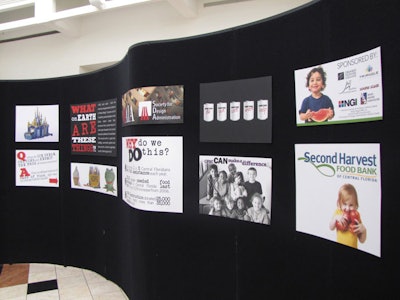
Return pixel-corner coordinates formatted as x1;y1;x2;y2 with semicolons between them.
329;183;367;248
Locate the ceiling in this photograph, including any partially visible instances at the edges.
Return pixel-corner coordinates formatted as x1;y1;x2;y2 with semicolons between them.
0;0;213;42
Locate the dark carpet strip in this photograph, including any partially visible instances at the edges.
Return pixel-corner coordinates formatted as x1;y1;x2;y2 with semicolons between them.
27;279;58;294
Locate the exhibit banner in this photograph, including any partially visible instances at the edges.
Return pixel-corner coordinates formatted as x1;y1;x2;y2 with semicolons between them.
15;105;59;142
121;85;184;126
70;162;117;196
122;136;183;213
16;149;59;187
295;144;381;257
71;99;117;156
200;76;272;143
295;46;382;126
199;155;272;225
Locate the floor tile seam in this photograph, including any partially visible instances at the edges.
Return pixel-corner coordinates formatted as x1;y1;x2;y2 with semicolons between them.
27;279;59;296
56;269;88;292
0;263;30;289
0;282;28;294
82;269;95;300
26;264;60;296
1;263;125;299
54;264;81;298
72;267;126;299
26;288;60;300
27;263;57;284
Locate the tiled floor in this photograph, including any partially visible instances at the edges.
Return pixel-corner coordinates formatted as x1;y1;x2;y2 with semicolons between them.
0;263;129;300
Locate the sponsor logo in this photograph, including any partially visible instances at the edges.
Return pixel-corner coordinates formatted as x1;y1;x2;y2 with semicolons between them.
359;65;379;79
360;92;367;105
339;80;357;94
359;83;379;91
138;101;152;121
337;69;357;81
338;98;357;108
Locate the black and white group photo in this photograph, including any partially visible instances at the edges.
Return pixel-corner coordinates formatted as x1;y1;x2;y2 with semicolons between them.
199;155;272;225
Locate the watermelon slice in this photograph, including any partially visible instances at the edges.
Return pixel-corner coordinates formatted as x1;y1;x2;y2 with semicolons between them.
311;108;331;122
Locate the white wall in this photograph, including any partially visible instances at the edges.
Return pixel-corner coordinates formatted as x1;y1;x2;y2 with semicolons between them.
0;0;312;80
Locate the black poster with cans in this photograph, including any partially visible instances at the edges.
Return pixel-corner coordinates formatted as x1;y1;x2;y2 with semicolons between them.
200;76;272;143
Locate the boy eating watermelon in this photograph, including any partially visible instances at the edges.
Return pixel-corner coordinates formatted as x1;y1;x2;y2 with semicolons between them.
299;66;335;123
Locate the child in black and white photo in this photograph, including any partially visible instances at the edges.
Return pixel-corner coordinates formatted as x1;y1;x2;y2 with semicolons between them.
243;167;263;208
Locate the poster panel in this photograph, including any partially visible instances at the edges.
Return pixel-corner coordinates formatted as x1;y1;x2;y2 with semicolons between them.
295;144;381;257
121;85;184;126
16;149;59;187
71;99;117;156
295;47;382;126
122;136;183;213
15;105;59;142
200;76;272;143
199;155;272;225
70;162;117;196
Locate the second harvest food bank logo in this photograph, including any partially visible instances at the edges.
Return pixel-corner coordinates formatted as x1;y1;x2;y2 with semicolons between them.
297;150;378;182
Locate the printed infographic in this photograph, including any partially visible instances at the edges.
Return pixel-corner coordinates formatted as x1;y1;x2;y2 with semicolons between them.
121;85;184;125
15;105;59;142
295;144;381;257
122;136;183;213
16;149;59;187
199;155;272;225
200;76;272;143
71;99;117;156
295;47;382;126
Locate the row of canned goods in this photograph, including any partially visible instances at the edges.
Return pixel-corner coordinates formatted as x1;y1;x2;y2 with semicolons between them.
203;100;268;122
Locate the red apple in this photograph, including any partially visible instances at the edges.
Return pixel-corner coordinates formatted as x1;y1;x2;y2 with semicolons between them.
349;210;361;233
336;211;350;231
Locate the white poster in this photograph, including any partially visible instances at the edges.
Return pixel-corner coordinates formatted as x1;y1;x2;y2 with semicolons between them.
16;149;59;187
295;47;382;126
70;162;117;197
295;144;381;257
199;155;272;225
15;105;59;142
122;136;183;213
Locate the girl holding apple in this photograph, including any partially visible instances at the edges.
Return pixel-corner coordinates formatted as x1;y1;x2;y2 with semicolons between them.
329;183;367;248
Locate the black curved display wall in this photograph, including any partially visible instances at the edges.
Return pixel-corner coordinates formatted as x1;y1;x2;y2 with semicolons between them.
1;0;399;299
